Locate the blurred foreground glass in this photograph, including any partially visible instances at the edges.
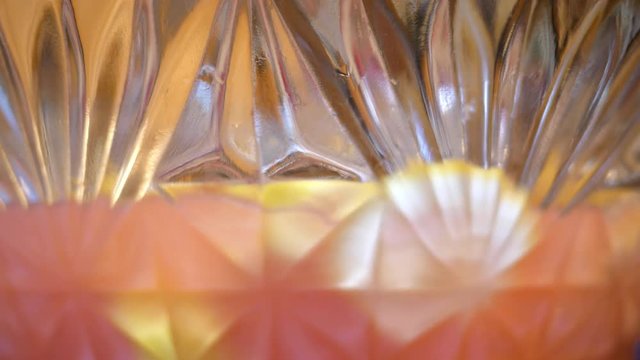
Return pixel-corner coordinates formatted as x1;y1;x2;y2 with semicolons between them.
0;0;638;358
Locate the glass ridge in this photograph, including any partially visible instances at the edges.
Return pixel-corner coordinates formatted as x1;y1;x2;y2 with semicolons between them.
0;1;639;359
0;0;637;205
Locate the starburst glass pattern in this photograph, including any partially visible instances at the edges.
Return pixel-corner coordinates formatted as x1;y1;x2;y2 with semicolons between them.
0;0;639;358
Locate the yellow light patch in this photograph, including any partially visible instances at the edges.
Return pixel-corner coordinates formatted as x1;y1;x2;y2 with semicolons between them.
261;180;378;209
262;180;379;276
108;296;177;360
159;182;261;203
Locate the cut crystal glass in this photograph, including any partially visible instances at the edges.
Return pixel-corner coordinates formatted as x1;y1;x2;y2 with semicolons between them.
0;0;638;358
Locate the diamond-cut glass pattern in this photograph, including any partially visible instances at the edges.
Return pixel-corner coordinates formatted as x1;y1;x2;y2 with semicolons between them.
0;164;638;359
0;0;639;358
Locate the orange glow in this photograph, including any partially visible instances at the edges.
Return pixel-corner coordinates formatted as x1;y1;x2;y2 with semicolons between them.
0;190;637;359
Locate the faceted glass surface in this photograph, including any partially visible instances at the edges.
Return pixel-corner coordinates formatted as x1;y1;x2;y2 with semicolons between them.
0;0;639;358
